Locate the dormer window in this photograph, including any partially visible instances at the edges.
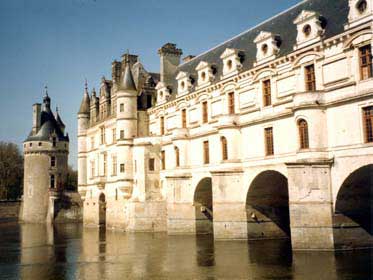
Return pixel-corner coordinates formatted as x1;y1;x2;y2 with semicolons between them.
220;48;243;77
155;82;171;104
254;31;281;65
293;10;325;50
347;0;372;28
176;71;193;95
195;61;215;87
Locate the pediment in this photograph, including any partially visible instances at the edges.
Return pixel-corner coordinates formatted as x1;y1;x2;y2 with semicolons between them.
294;10;318;24
254;31;273;43
196;61;209;71
175;71;188;80
220;48;238;59
155;81;167;90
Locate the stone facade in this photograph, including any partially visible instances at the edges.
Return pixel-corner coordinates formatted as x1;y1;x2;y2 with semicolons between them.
78;0;373;250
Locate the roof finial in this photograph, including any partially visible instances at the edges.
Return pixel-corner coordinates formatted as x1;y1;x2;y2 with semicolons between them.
84;78;88;90
44;85;48;97
126;49;130;63
56;106;59;113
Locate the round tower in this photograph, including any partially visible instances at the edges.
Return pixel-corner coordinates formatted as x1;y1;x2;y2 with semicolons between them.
21;89;69;223
77;81;91;200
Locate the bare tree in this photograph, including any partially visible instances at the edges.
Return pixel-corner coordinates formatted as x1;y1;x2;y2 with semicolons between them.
0;142;23;200
66;165;77;191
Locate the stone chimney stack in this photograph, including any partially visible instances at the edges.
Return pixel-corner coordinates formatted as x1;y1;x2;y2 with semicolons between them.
158;43;183;86
32;103;41;134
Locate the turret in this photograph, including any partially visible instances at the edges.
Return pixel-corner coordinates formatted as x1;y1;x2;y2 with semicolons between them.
78;81;91;200
90;88;99;124
158;43;183;86
21;90;69;223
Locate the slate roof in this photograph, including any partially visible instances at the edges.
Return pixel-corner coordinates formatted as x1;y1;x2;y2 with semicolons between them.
173;0;349;93
26;98;69;142
121;62;137;91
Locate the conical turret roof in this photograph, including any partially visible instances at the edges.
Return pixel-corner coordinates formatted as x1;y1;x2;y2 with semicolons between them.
121;60;137;91
78;81;91;114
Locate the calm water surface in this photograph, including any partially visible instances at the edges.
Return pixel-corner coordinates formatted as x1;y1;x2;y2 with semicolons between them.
0;221;372;280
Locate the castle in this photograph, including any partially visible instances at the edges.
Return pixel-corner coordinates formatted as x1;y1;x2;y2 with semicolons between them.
78;0;373;250
21;89;81;223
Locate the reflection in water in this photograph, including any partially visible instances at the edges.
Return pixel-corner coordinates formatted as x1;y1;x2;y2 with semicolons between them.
0;222;372;279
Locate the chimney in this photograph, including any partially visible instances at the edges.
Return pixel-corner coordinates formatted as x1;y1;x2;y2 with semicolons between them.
32;103;41;134
182;55;195;63
158;43;183;86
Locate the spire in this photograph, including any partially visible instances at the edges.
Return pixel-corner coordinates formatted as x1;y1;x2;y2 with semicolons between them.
42;85;51;111
78;80;91;114
56;106;66;128
120;51;137;91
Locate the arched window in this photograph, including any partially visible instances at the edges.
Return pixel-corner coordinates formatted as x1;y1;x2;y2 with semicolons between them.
175;146;180;167
298;119;309;149
221;136;228;160
115;188;118;201
50;175;55;189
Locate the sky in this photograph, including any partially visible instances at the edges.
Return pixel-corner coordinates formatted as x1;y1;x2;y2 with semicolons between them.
0;0;300;169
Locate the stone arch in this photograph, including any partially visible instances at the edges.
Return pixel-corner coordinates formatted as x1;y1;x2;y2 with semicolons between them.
246;170;291;240
193;177;213;235
99;192;106;226
333;164;373;249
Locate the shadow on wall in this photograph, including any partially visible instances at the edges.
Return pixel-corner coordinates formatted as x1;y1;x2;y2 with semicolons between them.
333;164;373;249
54;191;83;223
246;171;291;240
194;178;213;235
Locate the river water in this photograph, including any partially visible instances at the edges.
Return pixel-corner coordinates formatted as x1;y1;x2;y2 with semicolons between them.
0;221;371;279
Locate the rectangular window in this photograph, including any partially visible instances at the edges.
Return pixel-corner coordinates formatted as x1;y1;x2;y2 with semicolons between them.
120;163;125;173
52;137;57;147
91;160;95;178
161;151;166;170
182;109;187;128
103;153;107;176
202;101;208;123
149;158;155;171
359;45;373;80
265;127;274;156
112;155;117;176
120;103;124;112
175;147;180;167
263;79;272;107
51;156;56;167
50;175;55;189
100;127;105;144
228;92;235;114
160;116;165;135
363;106;373;143
112;129;116;144
203;140;210;164
305;64;316;91
120;130;125;140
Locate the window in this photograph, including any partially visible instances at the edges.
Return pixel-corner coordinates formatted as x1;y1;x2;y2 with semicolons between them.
357;0;368;14
29;143;32;147
115;188;118;201
120;130;125;140
161;151;166;170
112;155;117;176
38;142;42;147
201;71;206;81
120;163;125;173
202;101;208;123
359;45;373;80
261;44;268;55
112;129;116;143
182;109;187;128
363;106;373;143
100;127;106;144
265;127;274;156
91;160;95;178
298;119;310;149
263;79;272;107
203;140;210;164
160;116;165;135
303;24;312;37
221;137;228;160
149;158;155;171
227;60;233;70
50;175;55;189
228;92;235;114
175;146;180;167
120;103;124;112
103;153;107;176
181;81;185;90
52;137;57;147
305;64;316;91
51;156;56;167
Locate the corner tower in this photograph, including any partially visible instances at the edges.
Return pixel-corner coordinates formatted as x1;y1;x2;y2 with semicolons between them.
21;88;69;223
